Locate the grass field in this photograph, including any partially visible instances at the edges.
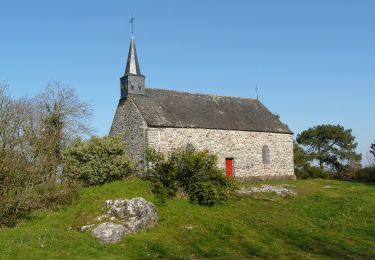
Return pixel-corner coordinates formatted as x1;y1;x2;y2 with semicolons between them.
0;178;374;259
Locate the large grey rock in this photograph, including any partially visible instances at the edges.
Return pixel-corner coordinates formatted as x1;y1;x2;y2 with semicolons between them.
91;222;128;244
83;197;158;244
105;197;158;232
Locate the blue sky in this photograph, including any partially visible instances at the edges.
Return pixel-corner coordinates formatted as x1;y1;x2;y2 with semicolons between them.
1;0;374;163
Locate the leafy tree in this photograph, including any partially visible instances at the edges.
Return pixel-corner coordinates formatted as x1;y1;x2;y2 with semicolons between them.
293;141;312;179
371;141;375;159
293;141;310;170
0;82;90;227
296;124;361;173
0;81;92;181
34;82;92;181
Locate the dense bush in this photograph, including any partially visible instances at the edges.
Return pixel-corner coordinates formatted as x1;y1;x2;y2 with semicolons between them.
33;182;80;209
0;183;79;228
295;166;333;180
145;148;235;206
0;152;38;227
352;167;375;183
0;189;33;227
62;135;136;186
295;163;375;183
0;152;79;227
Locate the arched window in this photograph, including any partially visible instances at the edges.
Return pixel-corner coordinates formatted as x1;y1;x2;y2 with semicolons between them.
262;145;270;164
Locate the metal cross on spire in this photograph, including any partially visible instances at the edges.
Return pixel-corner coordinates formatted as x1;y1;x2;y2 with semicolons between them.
129;15;135;35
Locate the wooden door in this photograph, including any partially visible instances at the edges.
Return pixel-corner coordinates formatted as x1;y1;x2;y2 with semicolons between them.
226;158;233;177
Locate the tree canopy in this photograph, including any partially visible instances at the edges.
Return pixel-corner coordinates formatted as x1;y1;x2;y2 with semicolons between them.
293;141;310;171
0;81;91;227
370;141;375;159
296;124;361;173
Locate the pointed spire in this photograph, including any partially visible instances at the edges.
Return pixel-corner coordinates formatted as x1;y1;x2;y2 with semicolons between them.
124;35;143;76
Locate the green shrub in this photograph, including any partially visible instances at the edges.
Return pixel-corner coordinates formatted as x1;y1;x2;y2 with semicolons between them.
62;135;136;186
0;188;33;227
145;148;235;206
295;163;375;183
189;179;233;206
145;149;179;202
0;152;80;227
0;152;37;227
295;166;332;180
353;167;375;183
0;183;80;228
33;182;80;209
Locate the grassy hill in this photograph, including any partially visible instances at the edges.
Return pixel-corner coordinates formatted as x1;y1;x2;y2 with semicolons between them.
0;179;374;259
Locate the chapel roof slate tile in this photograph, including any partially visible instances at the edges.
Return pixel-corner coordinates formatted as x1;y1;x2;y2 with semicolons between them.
129;88;292;134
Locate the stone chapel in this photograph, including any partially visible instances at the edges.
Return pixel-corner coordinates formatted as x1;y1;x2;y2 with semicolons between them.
110;35;295;180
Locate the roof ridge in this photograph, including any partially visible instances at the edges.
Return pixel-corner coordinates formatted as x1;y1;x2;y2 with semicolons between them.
145;88;258;101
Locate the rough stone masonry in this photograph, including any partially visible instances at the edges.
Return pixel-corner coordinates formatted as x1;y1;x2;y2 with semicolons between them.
147;127;294;180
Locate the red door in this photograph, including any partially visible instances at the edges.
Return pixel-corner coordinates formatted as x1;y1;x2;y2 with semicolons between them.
226;158;233;177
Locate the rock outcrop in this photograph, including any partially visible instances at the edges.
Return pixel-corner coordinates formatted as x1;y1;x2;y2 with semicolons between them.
237;184;297;197
91;222;128;244
104;197;157;232
83;197;157;244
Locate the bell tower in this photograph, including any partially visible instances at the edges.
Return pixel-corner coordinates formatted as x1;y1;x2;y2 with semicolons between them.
120;30;145;99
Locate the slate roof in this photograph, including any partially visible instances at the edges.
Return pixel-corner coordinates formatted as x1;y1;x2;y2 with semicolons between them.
129;88;292;134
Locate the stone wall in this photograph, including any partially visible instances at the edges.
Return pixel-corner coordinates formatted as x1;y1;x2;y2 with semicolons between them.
147;127;295;180
109;98;147;162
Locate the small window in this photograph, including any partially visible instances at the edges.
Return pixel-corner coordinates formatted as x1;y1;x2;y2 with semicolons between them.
262;145;270;164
